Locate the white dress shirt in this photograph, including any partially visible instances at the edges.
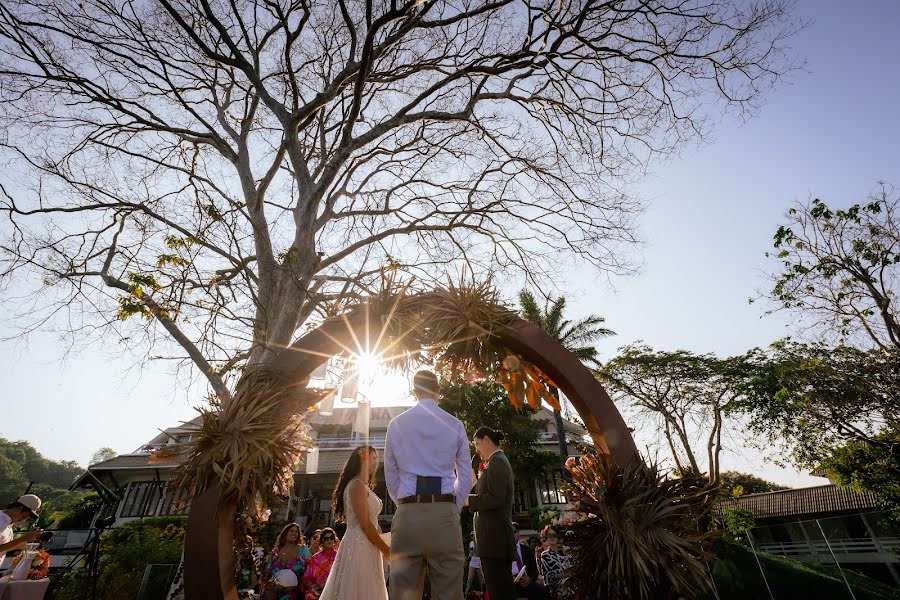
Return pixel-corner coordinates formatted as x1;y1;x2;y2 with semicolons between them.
384;398;473;511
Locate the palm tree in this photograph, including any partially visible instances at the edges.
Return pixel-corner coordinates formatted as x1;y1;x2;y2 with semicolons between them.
519;290;615;456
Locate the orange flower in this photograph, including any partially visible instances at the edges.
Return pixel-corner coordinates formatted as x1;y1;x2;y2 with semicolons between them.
10;549;50;580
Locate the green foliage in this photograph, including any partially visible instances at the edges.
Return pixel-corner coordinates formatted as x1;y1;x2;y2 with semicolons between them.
712;508;756;546
819;426;900;521
90;448;118;466
719;471;787;496
0;452;28;508
0;438;83;505
740;341;900;469
518;290;615;368
53;492;104;529
765;189;900;349
53;516;186;600
709;540;900;599
33;487;91;529
441;381;560;484
527;506;561;530
601;345;754;483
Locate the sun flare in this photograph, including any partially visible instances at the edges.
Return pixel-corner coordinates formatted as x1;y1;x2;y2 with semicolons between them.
353;351;383;382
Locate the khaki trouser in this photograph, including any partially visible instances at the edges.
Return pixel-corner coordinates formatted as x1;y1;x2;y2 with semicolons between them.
390;502;464;600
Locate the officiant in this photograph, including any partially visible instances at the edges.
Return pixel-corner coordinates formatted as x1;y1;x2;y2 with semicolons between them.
468;427;516;600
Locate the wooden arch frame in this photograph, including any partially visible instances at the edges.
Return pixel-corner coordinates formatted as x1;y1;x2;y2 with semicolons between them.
182;314;638;599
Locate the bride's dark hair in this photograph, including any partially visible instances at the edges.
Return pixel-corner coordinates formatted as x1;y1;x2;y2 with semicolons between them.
331;445;377;524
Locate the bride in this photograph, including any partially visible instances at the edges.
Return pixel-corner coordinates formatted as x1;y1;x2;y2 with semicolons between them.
320;445;390;600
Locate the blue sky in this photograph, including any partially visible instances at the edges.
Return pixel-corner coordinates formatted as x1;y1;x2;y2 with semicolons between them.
2;0;899;486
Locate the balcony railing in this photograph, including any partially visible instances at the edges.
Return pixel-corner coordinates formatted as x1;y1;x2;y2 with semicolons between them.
314;437;387;450
758;537;900;557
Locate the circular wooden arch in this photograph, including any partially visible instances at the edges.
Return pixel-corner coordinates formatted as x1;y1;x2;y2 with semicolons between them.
182;315;637;599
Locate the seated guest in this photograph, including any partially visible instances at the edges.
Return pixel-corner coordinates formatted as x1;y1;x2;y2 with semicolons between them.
309;529;322;555
301;527;338;599
512;524;549;600
466;532;483;594
234;531;259;593
265;523;310;600
539;526;572;600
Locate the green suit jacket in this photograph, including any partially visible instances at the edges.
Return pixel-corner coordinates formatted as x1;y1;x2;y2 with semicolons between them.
468;449;516;560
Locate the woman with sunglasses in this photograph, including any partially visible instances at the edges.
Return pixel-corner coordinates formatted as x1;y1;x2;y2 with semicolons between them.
301;527;339;599
538;526;573;600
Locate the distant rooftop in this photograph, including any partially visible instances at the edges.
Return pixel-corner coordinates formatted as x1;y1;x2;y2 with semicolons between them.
718;484;882;520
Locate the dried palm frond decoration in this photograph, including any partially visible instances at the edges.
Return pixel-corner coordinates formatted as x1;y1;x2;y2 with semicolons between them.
410;277;560;409
417;276;519;371
165;368;329;514
562;449;718;599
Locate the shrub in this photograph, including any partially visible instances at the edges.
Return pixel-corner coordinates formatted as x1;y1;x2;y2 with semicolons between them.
52;516;185;600
562;450;718;599
713;507;756;546
527;506;561;530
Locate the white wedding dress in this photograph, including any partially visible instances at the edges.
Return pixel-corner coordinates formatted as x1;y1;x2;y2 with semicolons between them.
320;483;388;600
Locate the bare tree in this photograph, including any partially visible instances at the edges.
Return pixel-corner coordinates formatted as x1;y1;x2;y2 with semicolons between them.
600;344;753;484
0;0;798;400
764;185;900;351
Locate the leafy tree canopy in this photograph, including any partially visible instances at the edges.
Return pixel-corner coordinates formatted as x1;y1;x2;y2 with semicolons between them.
0;438;83;505
719;471;787;497
440;381;560;484
90;447;118;466
601;344;755;484
764;187;900;350
818;426;900;521
739;341;900;469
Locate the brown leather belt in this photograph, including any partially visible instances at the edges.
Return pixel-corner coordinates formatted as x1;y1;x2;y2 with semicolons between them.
398;494;455;505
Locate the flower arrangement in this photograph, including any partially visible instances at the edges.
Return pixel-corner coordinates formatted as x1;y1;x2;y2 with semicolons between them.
9;549;51;580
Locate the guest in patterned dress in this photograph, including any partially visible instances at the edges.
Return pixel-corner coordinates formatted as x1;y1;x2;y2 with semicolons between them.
264;523;311;600
301;528;338;600
539;526;572;600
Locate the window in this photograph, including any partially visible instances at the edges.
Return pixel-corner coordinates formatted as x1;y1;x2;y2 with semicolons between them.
538;471;566;505
158;485;191;515
514;484;539;513
120;481;163;517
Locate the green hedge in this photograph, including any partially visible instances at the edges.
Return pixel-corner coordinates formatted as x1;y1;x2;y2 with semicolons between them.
53;516;185;600
710;541;900;599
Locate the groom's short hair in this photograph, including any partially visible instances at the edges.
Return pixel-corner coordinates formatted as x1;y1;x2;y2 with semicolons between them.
412;370;440;398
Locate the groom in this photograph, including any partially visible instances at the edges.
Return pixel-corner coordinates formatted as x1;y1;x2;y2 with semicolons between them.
384;370;473;600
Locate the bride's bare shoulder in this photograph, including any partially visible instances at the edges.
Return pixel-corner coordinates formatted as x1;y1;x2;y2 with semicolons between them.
346;478;367;495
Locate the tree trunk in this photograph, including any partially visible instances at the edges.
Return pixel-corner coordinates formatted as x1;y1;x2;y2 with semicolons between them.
551;387;568;456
